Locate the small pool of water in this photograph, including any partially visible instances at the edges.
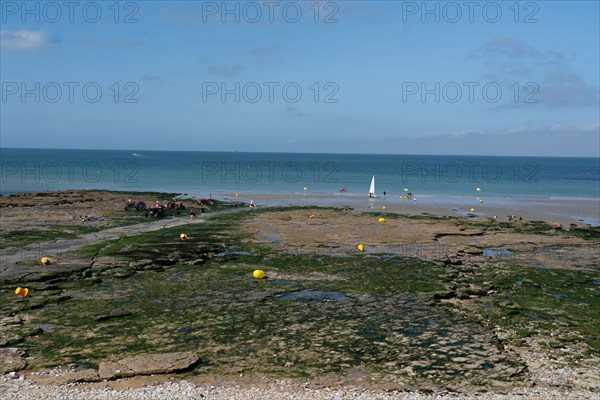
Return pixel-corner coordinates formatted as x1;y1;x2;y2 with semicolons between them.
269;280;296;285
216;250;252;256
266;236;281;246
483;249;513;257
276;289;348;302
31;323;57;333
70;288;109;298
547;293;578;302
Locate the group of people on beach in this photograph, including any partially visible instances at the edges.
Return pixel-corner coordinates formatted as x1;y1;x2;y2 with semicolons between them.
189;206;205;219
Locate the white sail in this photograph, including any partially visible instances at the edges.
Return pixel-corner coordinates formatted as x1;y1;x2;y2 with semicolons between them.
369;176;376;197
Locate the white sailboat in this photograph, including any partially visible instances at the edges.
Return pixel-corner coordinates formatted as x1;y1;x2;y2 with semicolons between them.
369;176;377;198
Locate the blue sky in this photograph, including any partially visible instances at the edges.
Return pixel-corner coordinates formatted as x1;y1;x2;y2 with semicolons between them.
1;0;599;156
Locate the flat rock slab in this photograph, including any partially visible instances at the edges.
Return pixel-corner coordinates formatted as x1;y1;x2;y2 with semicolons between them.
98;352;200;380
0;348;26;373
0;263;90;285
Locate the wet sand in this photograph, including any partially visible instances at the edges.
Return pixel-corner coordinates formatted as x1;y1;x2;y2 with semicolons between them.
218;192;600;227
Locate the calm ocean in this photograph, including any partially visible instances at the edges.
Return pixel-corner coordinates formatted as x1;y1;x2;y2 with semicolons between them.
1;148;599;201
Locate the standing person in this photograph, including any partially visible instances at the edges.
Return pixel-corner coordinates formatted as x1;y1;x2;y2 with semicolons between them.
190;208;196;219
200;206;206;216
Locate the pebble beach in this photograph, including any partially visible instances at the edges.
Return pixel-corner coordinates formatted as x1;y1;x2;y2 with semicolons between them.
2;374;599;400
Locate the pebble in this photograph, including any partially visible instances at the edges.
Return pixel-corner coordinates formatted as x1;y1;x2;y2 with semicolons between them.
1;375;599;400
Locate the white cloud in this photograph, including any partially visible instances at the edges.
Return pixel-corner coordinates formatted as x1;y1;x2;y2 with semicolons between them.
474;37;598;109
207;64;242;78
0;30;48;51
408;129;482;139
409;122;600;139
477;36;545;59
77;37;138;49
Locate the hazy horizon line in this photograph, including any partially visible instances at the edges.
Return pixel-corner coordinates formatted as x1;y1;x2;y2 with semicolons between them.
1;146;599;159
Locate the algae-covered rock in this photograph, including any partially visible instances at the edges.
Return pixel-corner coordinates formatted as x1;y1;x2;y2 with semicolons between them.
129;259;153;270
432;290;456;300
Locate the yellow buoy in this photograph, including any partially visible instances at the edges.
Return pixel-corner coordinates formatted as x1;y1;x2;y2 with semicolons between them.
357;244;364;252
309;214;315;219
479;199;484;204
253;269;265;279
476;187;481;192
180;233;188;240
399;196;403;200
378;217;385;223
15;287;29;298
303;187;308;191
235;194;239;197
382;206;386;210
403;188;409;192
41;257;51;265
470;208;475;213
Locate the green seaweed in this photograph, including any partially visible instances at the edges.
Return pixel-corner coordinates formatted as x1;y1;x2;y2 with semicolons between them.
2;206;598;388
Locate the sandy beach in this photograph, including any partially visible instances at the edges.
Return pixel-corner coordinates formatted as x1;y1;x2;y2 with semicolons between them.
219;192;600;227
1;190;599;399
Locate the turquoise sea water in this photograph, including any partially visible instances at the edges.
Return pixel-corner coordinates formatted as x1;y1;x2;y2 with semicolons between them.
1;148;599;200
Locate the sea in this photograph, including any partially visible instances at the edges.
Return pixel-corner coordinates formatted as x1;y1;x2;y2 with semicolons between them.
1;148;599;223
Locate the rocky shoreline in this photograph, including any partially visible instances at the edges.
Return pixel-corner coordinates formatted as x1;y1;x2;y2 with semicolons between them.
1;191;599;399
1;373;599;400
